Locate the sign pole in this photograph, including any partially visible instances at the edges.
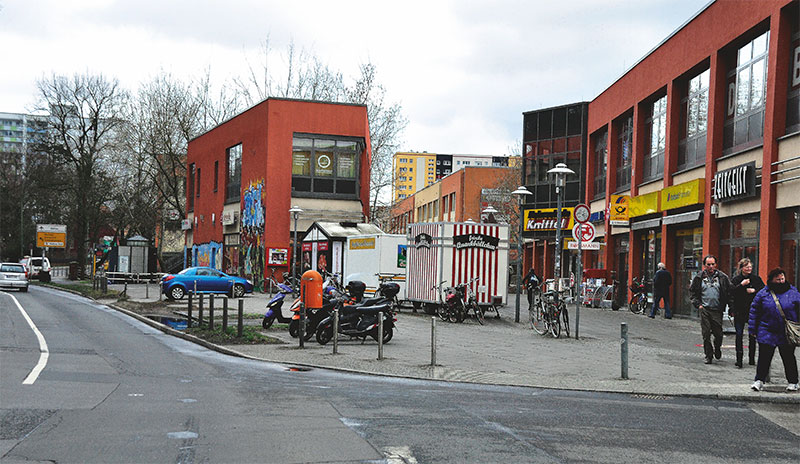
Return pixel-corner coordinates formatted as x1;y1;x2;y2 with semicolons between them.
576;234;581;340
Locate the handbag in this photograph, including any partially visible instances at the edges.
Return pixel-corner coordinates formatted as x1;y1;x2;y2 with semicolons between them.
769;291;800;346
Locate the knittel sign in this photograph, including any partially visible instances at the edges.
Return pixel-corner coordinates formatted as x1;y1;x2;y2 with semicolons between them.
453;233;499;251
713;161;756;203
523;208;574;232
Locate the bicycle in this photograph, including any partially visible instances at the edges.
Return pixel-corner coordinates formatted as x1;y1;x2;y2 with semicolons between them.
460;277;484;325
629;276;650;315
433;281;464;323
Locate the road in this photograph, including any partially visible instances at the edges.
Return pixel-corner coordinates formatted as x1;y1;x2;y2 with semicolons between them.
2;286;798;463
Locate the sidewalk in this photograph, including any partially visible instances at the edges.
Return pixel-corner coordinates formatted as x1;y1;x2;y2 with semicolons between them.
100;281;799;404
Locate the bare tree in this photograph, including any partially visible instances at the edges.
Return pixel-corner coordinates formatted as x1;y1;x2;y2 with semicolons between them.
34;73;128;277
234;42;407;221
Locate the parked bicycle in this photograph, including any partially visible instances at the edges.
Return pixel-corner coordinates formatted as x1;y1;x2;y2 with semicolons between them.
460;277;485;325
629;276;650;315
433;281;464;323
530;289;565;337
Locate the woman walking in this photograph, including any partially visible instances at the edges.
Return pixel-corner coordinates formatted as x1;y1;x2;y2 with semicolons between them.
749;268;799;392
730;258;764;367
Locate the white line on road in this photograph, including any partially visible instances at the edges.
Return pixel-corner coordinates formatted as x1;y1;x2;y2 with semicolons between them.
5;292;50;384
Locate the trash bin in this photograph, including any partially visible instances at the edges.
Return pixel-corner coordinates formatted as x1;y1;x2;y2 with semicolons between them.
301;270;323;308
68;261;79;281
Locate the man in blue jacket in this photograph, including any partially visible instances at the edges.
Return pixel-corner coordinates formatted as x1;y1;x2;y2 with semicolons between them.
650;262;672;319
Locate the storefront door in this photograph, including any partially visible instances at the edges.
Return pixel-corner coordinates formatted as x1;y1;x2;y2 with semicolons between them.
674;227;703;317
639;230;661;288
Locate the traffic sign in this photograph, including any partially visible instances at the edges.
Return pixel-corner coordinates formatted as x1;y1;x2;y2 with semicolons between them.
568;241;601;250
36;224;67;248
572;222;596;242
574;204;591;223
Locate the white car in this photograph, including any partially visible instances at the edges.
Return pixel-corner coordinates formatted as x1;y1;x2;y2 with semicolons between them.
20;256;51;282
0;262;29;292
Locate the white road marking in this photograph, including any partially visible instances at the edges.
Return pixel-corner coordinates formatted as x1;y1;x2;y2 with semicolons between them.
6;292;49;385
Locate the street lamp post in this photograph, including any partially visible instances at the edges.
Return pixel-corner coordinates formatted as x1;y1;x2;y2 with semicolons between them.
546;163;575;297
512;186;532;323
288;205;303;296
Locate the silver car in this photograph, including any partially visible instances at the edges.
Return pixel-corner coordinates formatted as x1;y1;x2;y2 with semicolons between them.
0;262;29;292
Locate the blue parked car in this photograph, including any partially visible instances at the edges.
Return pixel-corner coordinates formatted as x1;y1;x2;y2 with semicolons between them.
161;267;253;300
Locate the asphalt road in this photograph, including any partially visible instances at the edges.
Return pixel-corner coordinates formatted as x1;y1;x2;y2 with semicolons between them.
2;286;798;463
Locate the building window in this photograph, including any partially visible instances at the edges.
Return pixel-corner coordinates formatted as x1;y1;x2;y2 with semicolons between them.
643;95;667;182
616;115;633;191
213;161;219;192
724;31;769;154
679;69;709;170
593;130;608;198
226;144;241;202
400;167;407;173
292;135;363;198
188;163;195;211
787;30;800;134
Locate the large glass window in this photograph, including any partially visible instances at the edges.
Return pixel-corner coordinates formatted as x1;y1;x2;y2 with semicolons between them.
291;135;363;198
643;96;667;182
679;69;709;170
226;144;242;202
616;115;633;190
593;130;608;198
724;32;769;154
787;29;800;134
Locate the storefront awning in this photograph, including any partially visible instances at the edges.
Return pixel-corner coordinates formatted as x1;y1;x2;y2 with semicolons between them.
631;218;661;231
662;210;703;225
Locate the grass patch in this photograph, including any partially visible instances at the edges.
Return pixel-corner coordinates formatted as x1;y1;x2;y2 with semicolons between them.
35;280;123;300
186;325;282;345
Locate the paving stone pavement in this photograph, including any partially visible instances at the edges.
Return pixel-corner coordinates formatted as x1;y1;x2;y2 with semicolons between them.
95;281;800;403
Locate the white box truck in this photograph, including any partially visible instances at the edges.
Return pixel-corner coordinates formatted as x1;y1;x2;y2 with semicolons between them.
343;234;407;301
406;222;509;314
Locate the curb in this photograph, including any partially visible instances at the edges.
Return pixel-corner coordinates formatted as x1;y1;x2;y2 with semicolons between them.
34;283;800;405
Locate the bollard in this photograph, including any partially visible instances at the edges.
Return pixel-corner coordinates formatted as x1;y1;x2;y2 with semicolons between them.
431;317;437;367
222;297;228;333
187;294;193;328
621;322;629;379
237;299;244;338
377;312;384;360
145;281;149;299
333;308;339;354
103;276;108;294
198;294;204;328
209;294;215;330
123;281;128;297
298;303;305;349
158;281;162;301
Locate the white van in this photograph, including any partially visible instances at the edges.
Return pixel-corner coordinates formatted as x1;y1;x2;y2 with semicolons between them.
20;256;51;282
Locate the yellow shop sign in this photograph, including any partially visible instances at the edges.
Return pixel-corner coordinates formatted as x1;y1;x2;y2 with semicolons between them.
628;191;661;218
661;178;704;210
349;237;376;250
609;195;630;226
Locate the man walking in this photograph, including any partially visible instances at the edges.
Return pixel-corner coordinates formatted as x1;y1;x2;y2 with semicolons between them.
650;262;672;319
690;255;732;364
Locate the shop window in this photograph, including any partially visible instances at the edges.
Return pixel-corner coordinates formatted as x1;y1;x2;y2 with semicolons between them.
787;29;800;133
291;135;363;198
643;95;667;182
593;130;608;198
723;32;769;154
226;144;242;202
678;69;709;170
781;208;800;287
616;115;633;190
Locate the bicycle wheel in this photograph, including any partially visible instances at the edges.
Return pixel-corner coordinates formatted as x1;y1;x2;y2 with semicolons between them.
638;295;649;315
471;301;485;325
560;301;570;337
530;302;547;334
629;295;642;314
549;307;561;338
437;303;450;322
453;301;466;323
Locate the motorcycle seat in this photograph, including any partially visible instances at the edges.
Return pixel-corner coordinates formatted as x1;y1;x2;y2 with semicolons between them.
341;302;391;316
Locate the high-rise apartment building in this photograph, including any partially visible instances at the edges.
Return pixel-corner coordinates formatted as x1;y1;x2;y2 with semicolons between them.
392;152;436;202
0;112;47;157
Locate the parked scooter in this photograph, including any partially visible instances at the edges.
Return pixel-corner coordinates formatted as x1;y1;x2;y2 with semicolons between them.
315;280;399;345
262;279;295;330
289;272;346;341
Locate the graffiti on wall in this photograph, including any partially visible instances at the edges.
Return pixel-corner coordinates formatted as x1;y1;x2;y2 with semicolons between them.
241;180;266;291
192;241;223;269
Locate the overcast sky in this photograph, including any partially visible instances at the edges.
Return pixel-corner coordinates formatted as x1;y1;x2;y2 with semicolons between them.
1;0;710;156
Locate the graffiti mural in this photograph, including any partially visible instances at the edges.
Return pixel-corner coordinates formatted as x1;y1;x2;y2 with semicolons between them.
193;241;223;269
240;180;266;291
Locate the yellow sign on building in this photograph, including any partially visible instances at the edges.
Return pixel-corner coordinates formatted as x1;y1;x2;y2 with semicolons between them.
629;191;661;217
349;237;376;250
609;195;630;225
661;178;705;210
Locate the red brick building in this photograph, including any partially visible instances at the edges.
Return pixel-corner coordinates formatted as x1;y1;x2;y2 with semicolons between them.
583;0;799;316
186;98;371;290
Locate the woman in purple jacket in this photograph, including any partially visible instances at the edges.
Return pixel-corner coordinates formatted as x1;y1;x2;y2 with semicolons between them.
749;268;799;392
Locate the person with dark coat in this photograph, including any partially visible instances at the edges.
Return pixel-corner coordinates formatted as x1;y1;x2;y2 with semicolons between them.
748;268;799;392
523;268;540;308
690;255;732;365
650;262;672;319
730;258;765;368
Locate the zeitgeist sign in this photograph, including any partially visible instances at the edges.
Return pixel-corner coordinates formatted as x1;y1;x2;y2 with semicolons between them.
453;233;499;251
713;161;756;203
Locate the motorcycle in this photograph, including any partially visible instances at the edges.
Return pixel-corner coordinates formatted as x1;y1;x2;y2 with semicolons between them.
314;280;399;345
290;273;347;341
262;279;295;330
